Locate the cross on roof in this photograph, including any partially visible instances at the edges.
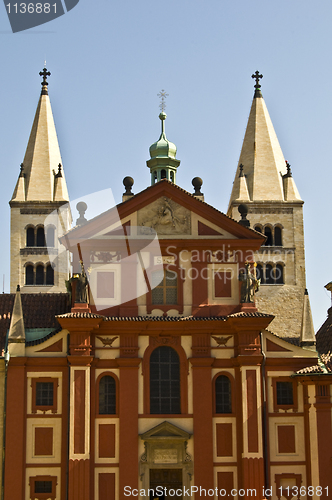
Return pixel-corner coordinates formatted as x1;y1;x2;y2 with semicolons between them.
252;71;263;89
157;89;169;112
39;67;51;87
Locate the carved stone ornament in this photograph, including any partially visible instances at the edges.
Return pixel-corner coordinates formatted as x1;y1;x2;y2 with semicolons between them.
137;197;191;235
211;335;232;347
90;251;121;264
96;335;118;347
151;336;179;347
140;442;148;463
184;441;192;463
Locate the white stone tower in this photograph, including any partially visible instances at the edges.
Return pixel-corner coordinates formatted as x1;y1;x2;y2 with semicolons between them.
228;72;314;344
9;68;71;293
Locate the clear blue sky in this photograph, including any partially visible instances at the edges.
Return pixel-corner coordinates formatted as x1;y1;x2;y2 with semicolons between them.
0;0;331;330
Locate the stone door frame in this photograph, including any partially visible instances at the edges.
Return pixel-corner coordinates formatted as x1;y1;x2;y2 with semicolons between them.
139;421;193;500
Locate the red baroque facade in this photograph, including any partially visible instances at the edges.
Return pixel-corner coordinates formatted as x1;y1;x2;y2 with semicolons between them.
3;180;329;500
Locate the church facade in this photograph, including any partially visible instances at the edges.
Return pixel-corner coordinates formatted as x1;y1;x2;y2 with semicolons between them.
3;70;332;500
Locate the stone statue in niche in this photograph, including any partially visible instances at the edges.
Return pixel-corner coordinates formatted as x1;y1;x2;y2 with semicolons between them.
239;262;260;303
138;197;190;235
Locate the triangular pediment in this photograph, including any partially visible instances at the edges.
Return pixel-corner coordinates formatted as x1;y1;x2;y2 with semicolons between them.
62;180;264;248
140;421;191;440
264;331;318;359
266;338;292;352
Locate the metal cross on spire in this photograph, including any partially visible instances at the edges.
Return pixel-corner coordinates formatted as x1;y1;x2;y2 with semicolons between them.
39;67;51;87
252;71;263;89
157;89;169;112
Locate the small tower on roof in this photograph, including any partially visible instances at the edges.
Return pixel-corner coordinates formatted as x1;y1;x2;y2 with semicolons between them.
9;67;71;293
227;72;314;344
147;90;180;185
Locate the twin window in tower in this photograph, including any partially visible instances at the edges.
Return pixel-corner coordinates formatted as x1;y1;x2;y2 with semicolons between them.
25;225;55;285
254;224;283;247
25;263;54;286
26;225;55;248
254;224;285;284
256;263;284;285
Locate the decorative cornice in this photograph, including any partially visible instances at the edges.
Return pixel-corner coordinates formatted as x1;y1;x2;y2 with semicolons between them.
20;248;58;255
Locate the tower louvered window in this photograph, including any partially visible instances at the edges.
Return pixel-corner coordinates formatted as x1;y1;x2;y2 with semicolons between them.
36;265;44;285
36;227;46;247
26;227;35;247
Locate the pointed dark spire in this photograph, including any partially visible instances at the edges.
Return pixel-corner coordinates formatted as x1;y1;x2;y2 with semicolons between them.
19;163;25;178
283;161;292;178
55;163;63;178
39;67;51;95
252;71;263;98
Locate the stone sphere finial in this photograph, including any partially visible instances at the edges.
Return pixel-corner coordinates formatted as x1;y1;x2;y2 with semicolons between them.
76;201;88;226
238;204;250;227
238;204;248;217
192;177;203;195
123;176;134;195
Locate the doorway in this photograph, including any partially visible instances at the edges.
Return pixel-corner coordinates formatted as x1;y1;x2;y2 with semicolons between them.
149;469;182;499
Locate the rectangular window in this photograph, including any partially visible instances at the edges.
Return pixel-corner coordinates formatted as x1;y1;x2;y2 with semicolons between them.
31;378;58;414
29;475;57;500
151;270;177;305
36;382;54;407
35;481;52;493
276;381;293;405
272;377;297;412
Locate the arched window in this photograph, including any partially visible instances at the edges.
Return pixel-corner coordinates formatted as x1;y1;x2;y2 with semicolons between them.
161;169;167;179
36;227;45;247
46;264;54;285
36;265;44;285
151;270;177;305
274;226;282;246
256;263;265;284
275;264;284;284
170;171;174;183
254;225;263;234
26;227;35;247
264;227;273;246
25;265;34;285
215;375;232;413
265;264;274;284
150;346;180;414
99;375;116;414
46;227;55;248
